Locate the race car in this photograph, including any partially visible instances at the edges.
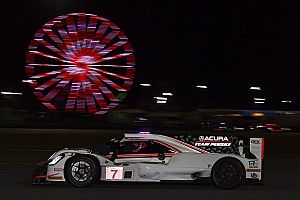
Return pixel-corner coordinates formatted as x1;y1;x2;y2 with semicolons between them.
32;133;264;189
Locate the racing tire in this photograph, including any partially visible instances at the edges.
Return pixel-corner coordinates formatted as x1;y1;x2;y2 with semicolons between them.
64;156;100;187
211;158;245;189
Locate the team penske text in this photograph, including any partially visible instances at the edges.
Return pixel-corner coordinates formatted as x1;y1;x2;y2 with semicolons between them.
195;136;232;147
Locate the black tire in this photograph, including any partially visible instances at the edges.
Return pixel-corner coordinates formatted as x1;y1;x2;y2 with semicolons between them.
64;156;100;187
211;158;245;189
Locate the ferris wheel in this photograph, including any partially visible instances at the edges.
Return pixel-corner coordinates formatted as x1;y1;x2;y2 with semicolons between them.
25;13;135;114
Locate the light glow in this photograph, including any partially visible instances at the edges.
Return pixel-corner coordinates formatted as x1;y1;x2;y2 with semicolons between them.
162;92;173;96
140;83;151;87
254;98;265;101
156;100;167;104
22;80;34;83
196;85;208;89
154;97;167;100
254;101;265;104
139;131;150;134
281;100;292;103
137;117;147;121
1;91;22;95
252;112;265;117
250;86;261;90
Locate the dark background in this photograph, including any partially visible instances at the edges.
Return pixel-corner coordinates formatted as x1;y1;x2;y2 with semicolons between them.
0;0;299;110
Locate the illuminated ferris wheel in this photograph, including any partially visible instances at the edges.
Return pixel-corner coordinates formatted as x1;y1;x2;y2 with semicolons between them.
25;13;135;114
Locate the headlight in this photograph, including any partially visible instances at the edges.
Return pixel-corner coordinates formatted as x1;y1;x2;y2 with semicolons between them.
48;155;64;165
48;152;57;160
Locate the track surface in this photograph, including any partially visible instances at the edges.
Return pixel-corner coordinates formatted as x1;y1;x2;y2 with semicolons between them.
1;128;300;200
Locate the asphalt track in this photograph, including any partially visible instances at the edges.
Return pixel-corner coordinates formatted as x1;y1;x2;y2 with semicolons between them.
1;128;300;200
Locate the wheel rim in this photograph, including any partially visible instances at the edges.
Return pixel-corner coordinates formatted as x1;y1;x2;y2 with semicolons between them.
71;161;92;182
25;13;136;114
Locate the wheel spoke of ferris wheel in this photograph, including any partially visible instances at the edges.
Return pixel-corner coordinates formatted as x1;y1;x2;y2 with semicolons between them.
82;82;97;113
94;52;132;63
76;83;88;112
66;16;79;42
71;75;97;113
87;73;118;102
42;102;57;110
28;51;73;64
101;30;120;45
41;27;76;58
89;31;121;60
87;64;134;68
86;16;98;38
42;77;71;102
89;70;126;92
66;82;80;111
33;70;72;92
76;100;86;112
77;14;87;40
57;27;72;45
92;29;119;57
42;27;63;44
30;69;64;79
94;22;109;40
88;67;131;80
34;38;72;61
96;40;128;58
56;28;77;56
81;39;90;49
28;63;76;67
93;92;108;110
98;86;118;102
34;77;61;91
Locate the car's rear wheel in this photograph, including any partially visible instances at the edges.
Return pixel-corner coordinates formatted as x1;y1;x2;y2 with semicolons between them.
64;156;100;187
211;158;244;189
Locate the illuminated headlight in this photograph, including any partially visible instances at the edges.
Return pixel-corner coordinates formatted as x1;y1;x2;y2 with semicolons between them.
49;155;64;165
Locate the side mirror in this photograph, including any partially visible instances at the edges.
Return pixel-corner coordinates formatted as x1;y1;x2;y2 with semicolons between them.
157;153;165;160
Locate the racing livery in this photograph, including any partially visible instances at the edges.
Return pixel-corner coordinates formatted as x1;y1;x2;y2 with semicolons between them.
32;133;264;189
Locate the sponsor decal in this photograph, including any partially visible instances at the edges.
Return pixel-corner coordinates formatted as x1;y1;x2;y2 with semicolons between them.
250;138;262;150
48;176;63;180
247;168;261;172
195;136;232;147
54;168;64;171
249;160;259;168
251;140;260;144
250;173;258;179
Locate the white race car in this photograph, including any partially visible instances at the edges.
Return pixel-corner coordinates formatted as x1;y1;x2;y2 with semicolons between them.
32;133;264;189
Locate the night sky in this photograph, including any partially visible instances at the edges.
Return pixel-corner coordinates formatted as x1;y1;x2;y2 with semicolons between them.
0;0;299;110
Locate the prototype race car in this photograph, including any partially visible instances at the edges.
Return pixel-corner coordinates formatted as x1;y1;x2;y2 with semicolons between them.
32;133;264;189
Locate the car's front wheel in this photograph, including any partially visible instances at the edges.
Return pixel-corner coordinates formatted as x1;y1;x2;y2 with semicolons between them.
211;158;244;189
64;156;100;187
